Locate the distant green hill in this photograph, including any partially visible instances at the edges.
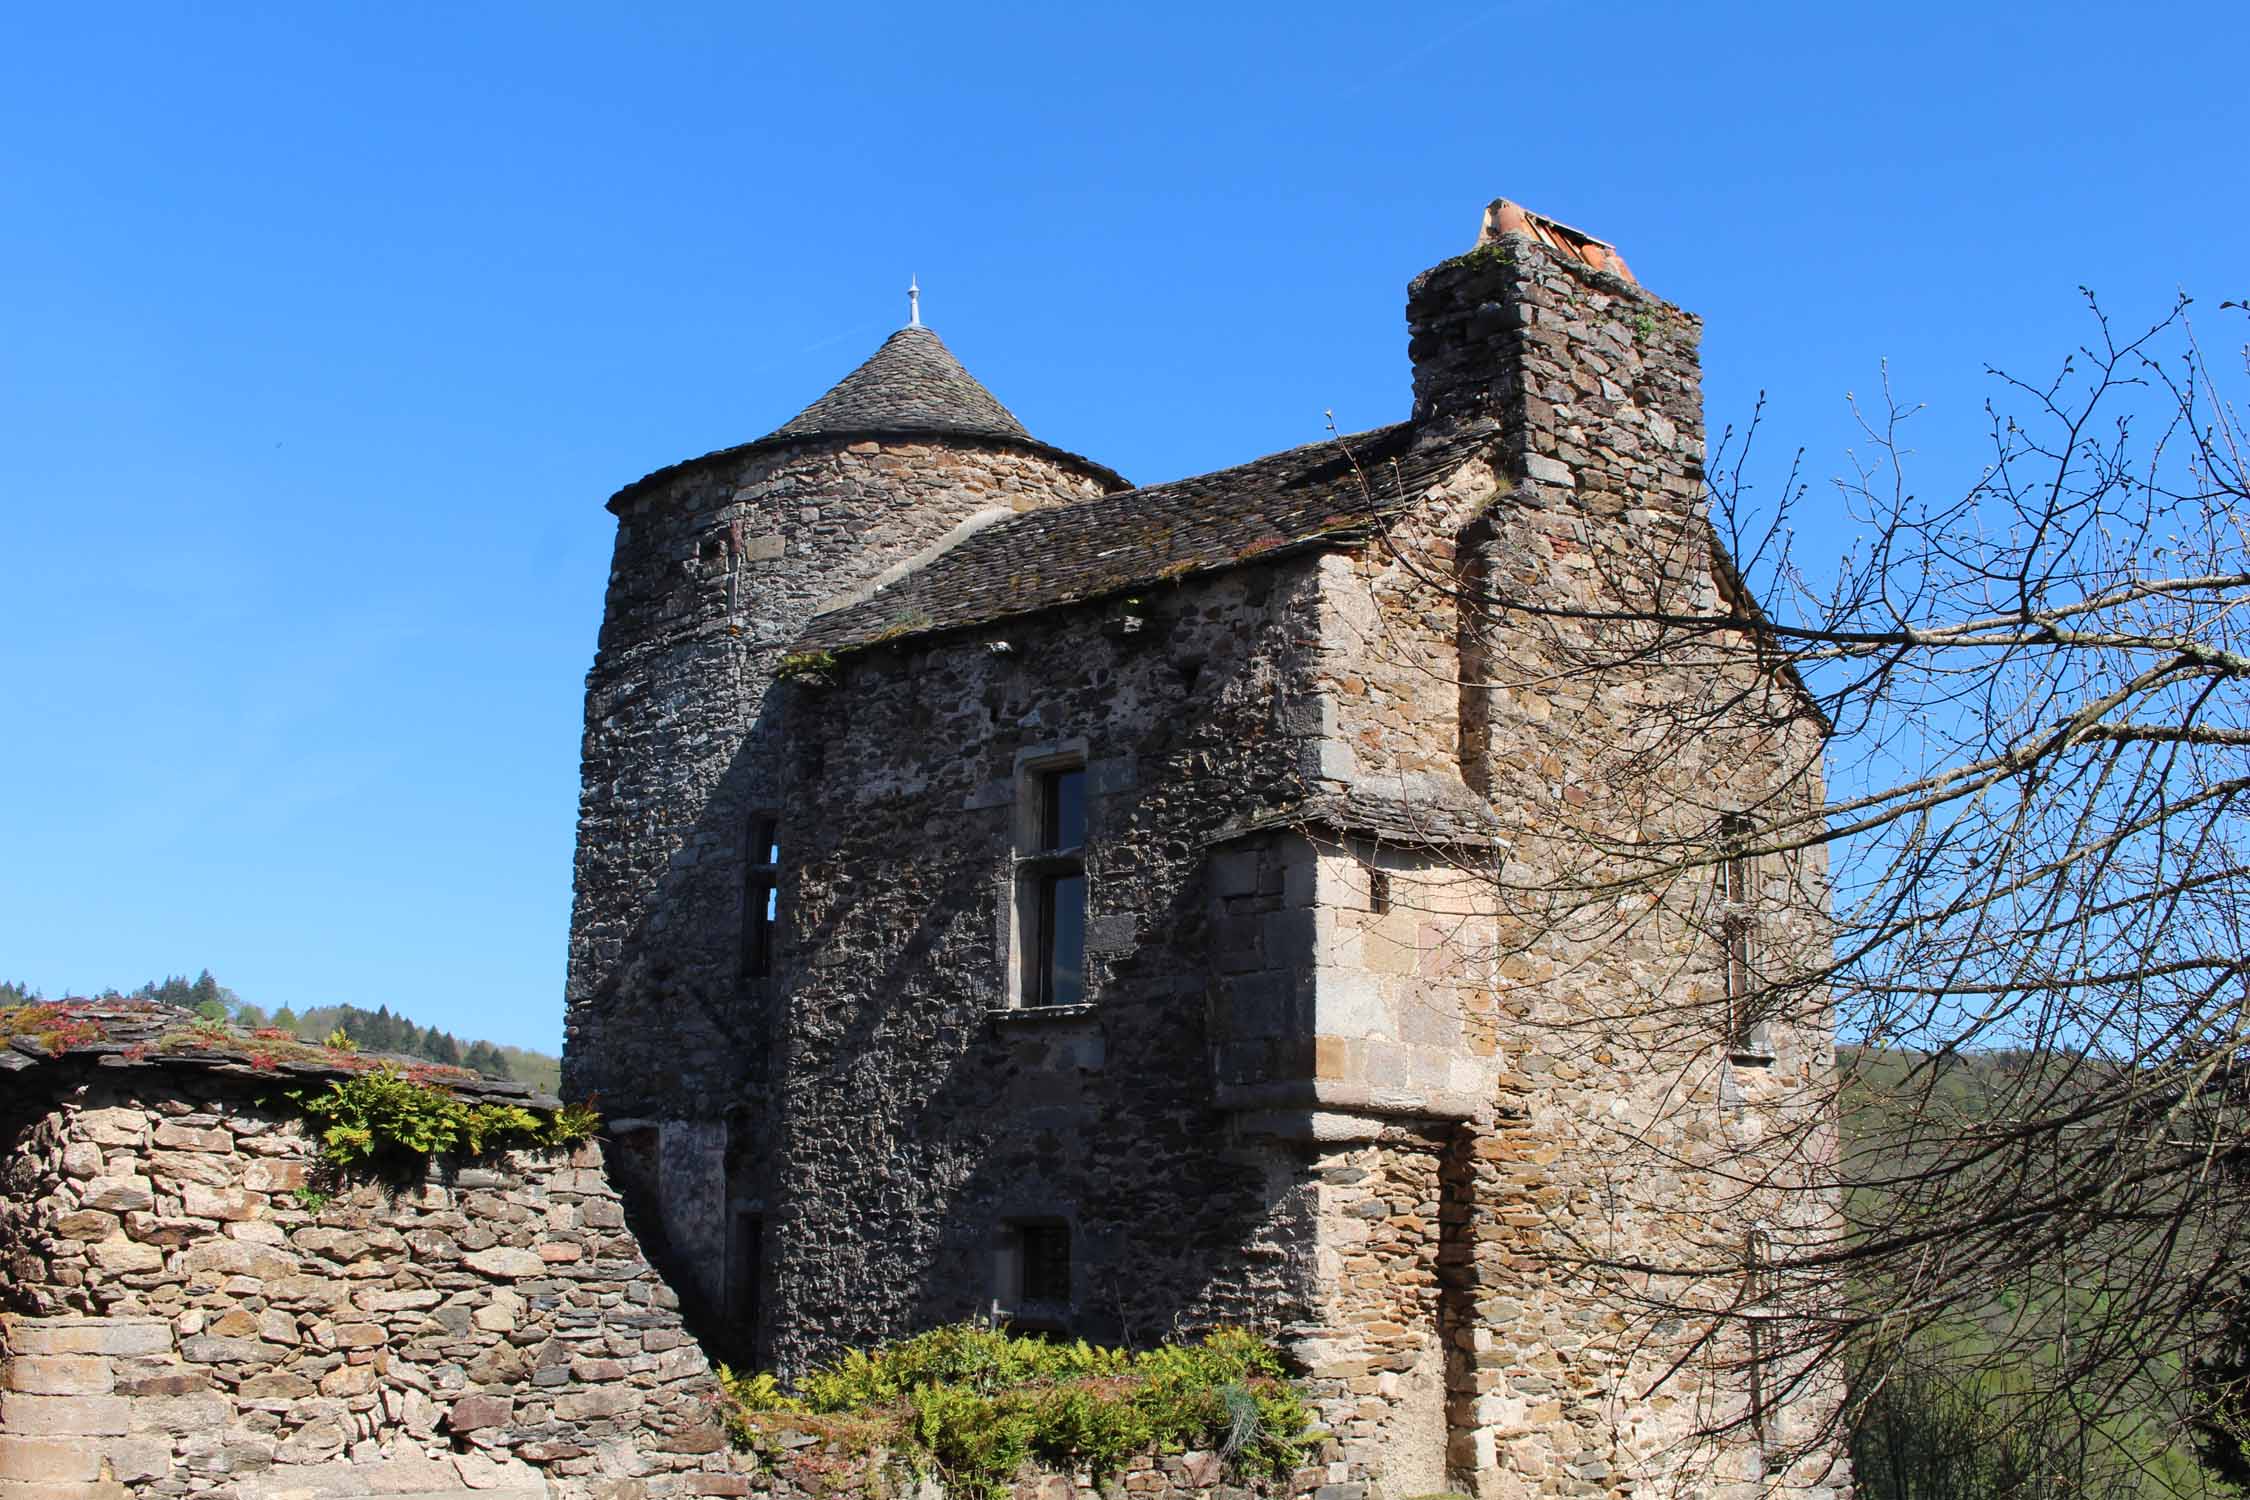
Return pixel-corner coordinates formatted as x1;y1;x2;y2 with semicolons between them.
1838;1045;2235;1500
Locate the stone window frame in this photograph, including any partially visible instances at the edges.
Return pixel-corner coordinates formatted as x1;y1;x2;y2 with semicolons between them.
1006;739;1092;1010
1718;813;1775;1064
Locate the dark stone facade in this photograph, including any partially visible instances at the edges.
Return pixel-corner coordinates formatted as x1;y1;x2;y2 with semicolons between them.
566;429;1119;1349
565;201;1854;1500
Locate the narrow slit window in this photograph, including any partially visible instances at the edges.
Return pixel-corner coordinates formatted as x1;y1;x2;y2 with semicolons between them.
1367;867;1392;916
1719;814;1770;1060
743;814;781;981
1745;1225;1773;1456
729;1211;763;1352
1019;765;1087;1008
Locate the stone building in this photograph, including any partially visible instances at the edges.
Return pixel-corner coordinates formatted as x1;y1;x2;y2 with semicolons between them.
565;199;1852;1500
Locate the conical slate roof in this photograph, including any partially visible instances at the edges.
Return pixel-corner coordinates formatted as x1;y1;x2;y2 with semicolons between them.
605;323;1130;511
763;326;1034;445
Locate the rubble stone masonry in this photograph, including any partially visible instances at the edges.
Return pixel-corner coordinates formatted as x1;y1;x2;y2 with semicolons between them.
0;1066;736;1499
0;1062;1320;1500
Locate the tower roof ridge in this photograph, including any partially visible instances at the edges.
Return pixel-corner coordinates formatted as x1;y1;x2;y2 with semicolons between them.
762;324;1034;447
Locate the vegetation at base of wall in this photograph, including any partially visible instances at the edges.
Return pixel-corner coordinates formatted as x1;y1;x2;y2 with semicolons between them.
718;1324;1314;1500
286;1066;598;1172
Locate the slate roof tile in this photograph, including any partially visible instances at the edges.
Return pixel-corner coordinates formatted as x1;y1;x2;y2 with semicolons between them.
606;326;1129;510
1212;774;1508;851
798;421;1489;653
766;326;1034;445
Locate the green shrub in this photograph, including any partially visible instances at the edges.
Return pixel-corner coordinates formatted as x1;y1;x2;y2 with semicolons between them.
287;1065;598;1171
720;1323;1313;1500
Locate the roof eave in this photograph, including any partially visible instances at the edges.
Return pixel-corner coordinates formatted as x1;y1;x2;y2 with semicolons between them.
793;525;1372;660
603;428;1130;514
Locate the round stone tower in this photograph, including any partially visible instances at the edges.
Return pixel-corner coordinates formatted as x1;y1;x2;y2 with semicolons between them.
564;319;1127;1132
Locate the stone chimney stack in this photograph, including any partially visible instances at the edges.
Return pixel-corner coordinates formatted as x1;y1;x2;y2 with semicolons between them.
1405;197;1705;516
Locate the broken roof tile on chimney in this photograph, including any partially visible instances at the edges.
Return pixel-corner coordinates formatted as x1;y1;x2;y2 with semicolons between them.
1478;198;1635;283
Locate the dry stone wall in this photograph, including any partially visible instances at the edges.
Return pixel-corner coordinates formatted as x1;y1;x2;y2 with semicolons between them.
0;1053;1339;1500
0;1066;737;1500
1296;1139;1451;1500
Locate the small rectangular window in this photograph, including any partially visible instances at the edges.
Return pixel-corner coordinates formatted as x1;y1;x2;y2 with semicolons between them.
1367;867;1392;916
1018;766;1087;1008
998;1219;1072;1317
743;814;781;981
1021;1222;1071;1304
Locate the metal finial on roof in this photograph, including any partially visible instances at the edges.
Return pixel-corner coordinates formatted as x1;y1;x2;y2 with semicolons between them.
908;275;921;328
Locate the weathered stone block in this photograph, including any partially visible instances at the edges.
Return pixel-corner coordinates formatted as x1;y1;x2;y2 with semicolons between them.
272;1419;345;1463
0;1394;127;1437
86;1239;163;1274
179;1334;275;1364
151;1123;231;1152
0;1438;99;1484
2;1358;111;1397
462;1246;546;1279
49;1211;117;1242
0;1482;133;1500
241;1159;306;1193
74;1109;147;1147
181;1184;261;1221
237;1372;316;1405
96;1436;172;1484
77;1177;153;1214
0;1319;168;1358
125;1393;232;1434
318;1362;376;1396
550;1387;640;1422
447;1394;514;1431
178;1240;295;1279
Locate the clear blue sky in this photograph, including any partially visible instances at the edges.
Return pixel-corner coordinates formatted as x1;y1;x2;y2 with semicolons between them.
4;3;2242;1051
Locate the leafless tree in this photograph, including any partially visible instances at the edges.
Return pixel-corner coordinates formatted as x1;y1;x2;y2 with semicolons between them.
1339;292;2250;1490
